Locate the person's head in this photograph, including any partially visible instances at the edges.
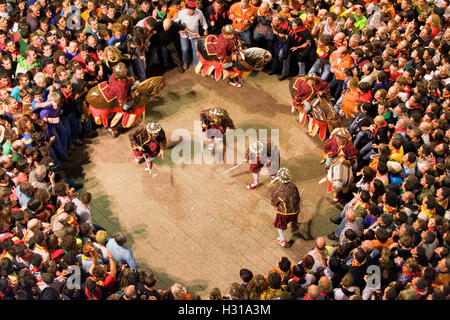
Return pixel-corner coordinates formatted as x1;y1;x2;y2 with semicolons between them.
114;231;128;246
239;268;253;283
222;24;235;40
291;18;303;30
267;272;282;289
341;273;354;288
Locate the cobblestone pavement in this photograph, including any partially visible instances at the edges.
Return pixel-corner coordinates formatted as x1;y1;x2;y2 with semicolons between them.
67;68;341;297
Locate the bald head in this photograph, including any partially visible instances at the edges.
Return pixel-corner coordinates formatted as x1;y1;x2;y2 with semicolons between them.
345;208;356;222
123;285;136;299
315;237;326;250
308;285;319;299
361;240;375;253
318;276;332;291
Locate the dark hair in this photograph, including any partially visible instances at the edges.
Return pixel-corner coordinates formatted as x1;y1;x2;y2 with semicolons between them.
384;191;398;208
267;272;282;289
379;214;392;228
239;268;253;283
375;228;389;243
63;201;75;214
345;229;357;241
278;257;291;272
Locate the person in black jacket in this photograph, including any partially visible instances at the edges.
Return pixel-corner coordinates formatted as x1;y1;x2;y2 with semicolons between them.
358;115;390;164
278;17;312;81
252;2;274;50
205;0;230;35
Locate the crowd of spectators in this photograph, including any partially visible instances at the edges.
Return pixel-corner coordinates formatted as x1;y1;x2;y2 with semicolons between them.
0;0;448;301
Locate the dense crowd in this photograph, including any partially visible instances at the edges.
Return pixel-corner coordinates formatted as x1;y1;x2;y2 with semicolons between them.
0;0;448;301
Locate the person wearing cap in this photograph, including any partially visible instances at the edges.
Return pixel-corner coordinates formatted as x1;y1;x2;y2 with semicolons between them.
129;121;167;171
174;1;208;70
200;107;235;151
245;139;280;189
270;167;301;247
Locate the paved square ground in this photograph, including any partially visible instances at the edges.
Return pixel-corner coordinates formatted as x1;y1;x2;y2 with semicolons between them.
67;69;341;297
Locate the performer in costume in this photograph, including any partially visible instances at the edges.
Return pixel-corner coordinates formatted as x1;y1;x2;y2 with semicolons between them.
129;121;167;171
200;24;243;87
200;107;235;150
323;127;357;169
98;62;139;113
322;128;357;201
291;73;330;116
245;139;280;190
270;167;300;247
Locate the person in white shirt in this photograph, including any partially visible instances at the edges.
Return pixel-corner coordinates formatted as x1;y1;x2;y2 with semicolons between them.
174;1;208;69
72;192;93;227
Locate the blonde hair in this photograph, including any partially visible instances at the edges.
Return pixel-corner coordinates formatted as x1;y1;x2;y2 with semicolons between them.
111;23;123;34
348;77;359;89
104;46;123;66
429;14;441;30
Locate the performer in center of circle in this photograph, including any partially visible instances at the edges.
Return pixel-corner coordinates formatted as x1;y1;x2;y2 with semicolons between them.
200;107;235;151
270;168;301;248
129;121;167;172
245;139;280;190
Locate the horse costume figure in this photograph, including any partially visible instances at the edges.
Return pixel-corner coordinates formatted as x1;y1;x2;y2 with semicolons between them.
85;75;165;135
326;153;354;194
195;25;271;87
319;128;355;201
289;74;341;141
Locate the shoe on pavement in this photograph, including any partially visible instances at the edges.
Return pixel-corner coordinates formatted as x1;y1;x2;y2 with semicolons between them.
329;216;341;225
228;80;242;87
278;75;287;81
277;238;286;247
247;183;260;190
327;233;338;241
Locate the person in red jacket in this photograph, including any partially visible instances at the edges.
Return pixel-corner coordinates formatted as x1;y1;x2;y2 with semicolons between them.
99;62;138;113
323;127;358;170
129;121;167;171
203;24;243;87
292;73;330;115
245;139;280;189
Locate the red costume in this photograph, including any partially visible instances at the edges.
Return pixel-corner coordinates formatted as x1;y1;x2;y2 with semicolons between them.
323;133;358;165
99;74;133;105
197;32;243;81
205;33;239;65
292;76;330;108
129;121;167;160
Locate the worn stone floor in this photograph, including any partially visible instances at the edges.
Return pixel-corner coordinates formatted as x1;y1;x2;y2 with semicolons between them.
66;67;341;297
